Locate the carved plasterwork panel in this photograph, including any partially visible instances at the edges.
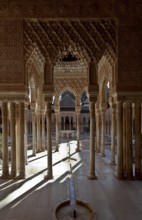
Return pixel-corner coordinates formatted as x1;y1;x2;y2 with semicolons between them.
0;19;24;84
26;45;45;82
54;61;88;79
117;24;142;91
54;78;87;97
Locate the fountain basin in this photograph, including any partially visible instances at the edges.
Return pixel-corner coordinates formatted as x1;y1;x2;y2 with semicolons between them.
55;199;96;220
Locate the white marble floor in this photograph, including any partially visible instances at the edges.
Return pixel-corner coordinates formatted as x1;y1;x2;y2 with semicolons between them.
0;138;142;220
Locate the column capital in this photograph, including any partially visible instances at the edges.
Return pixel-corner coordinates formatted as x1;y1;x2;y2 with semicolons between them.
100;102;107;110
116;100;123;109
75;105;81;113
30;103;36;112
44;95;53;103
135;101;141;108
54;105;60;113
9;102;16;117
89;94;98;103
125;101;132;110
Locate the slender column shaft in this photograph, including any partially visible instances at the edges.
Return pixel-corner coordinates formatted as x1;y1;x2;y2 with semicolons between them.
19;102;25;178
55;112;59;151
10;102;16;177
88;101;96;179
42;111;45;151
123;103;127;174
69;117;71;130
76;112;80;152
16;104;20;175
116;101;124;179
101;109;105;156
64;117;65;130
2;102;9;177
24;105;28;165
110;106;116;164
37;112;41;152
95;108;100;153
126;101;133;179
32;111;36;156
45;101;53;179
135;102;141;179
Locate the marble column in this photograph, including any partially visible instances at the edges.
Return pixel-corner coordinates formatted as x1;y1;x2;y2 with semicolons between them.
95;107;100;153
32;110;36;156
55;111;59;152
116;101;124;179
123;103;127;176
10;102;16;177
36;111;41;152
19;102;25;178
76;111;80;152
64;117;65;130
88;101;97;179
126;101;133;179
2;102;9;177
16;104;20;175
135;101;141;179
101;108;105;157
45;101;53;179
24;104;28;165
41;110;45;151
110;105;116;165
69;117;71;130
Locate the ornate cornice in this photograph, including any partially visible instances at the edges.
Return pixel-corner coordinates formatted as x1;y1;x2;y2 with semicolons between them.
0;1;141;25
113;91;142;102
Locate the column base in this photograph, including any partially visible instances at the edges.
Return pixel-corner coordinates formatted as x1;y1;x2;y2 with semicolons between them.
101;153;105;157
16;174;26;179
116;173;125;180
36;149;42;153
87;174;97;180
75;148;81;152
109;161;116;165
0;173;10;179
33;150;36;156
95;149;101;153
11;172;17;178
135;174;142;180
126;175;134;180
44;174;53;180
135;170;142;180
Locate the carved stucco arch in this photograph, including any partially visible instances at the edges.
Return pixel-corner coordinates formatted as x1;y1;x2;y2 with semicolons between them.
26;44;45;84
26;45;45;105
54;78;87;97
98;48;115;104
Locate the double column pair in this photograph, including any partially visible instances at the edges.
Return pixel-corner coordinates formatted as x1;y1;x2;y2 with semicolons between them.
31;99;52;180
31;108;45;156
117;101;141;180
2;101;25;178
95;104;107;157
